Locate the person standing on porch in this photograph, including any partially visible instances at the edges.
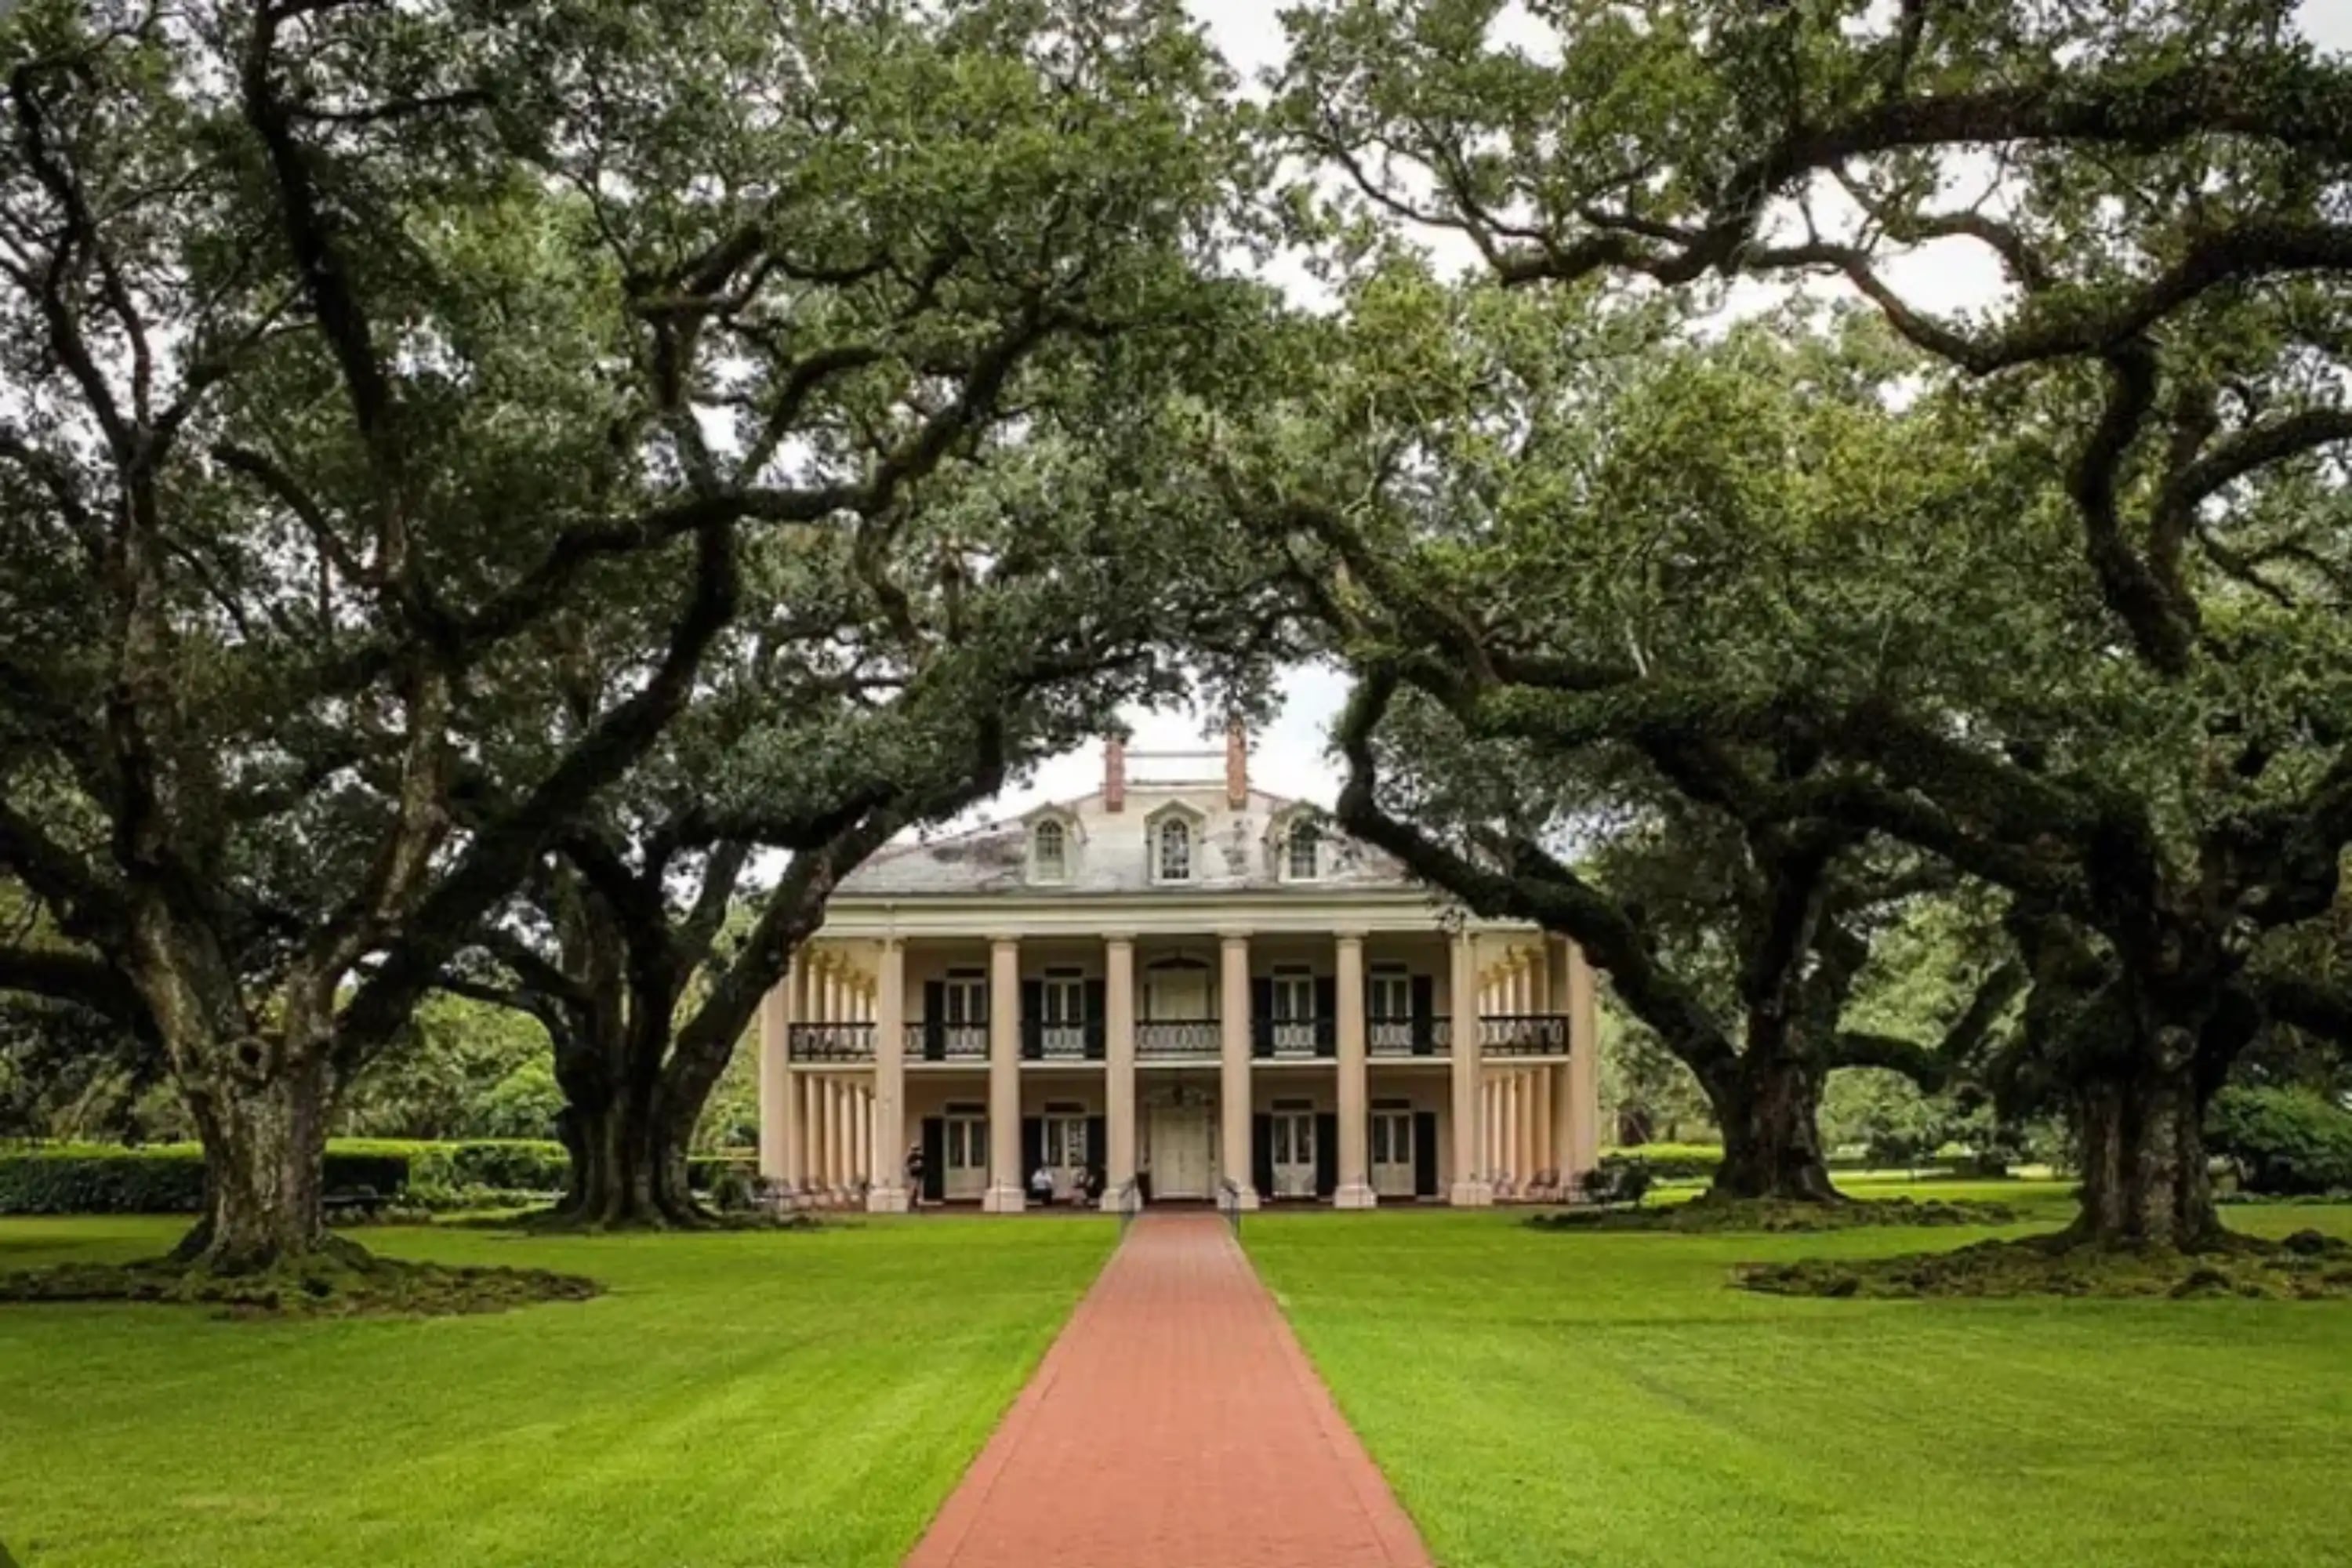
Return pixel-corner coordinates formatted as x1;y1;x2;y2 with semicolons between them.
905;1144;926;1210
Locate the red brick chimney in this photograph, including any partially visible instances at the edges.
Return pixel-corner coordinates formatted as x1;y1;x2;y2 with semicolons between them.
1225;717;1248;808
1103;735;1127;813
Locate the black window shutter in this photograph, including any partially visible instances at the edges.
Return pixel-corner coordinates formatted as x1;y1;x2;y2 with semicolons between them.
1086;1115;1107;1176
1019;978;1044;1058
1315;1112;1339;1198
1314;976;1337;1051
1251;1112;1276;1200
1083;978;1107;1058
924;981;946;1060
921;1118;946;1202
1021;1116;1044;1177
1250;977;1273;1054
1411;975;1436;1055
1414;1111;1439;1197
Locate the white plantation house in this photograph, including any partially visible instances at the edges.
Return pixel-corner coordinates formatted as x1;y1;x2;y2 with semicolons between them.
755;730;1599;1211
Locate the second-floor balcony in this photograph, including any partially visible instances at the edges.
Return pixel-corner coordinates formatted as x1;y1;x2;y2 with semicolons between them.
1252;1016;1337;1059
1022;1018;1106;1062
1481;1014;1570;1056
911;1021;989;1062
790;1011;1571;1064
1368;1016;1447;1057
789;1022;877;1062
1137;1018;1220;1060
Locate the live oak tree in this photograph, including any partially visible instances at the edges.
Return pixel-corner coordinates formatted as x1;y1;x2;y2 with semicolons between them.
449;412;1294;1227
1276;0;2352;1247
0;0;1251;1276
1237;278;2037;1201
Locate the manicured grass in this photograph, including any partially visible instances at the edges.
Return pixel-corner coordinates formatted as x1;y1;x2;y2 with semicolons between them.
0;1214;1116;1568
1247;1183;2352;1568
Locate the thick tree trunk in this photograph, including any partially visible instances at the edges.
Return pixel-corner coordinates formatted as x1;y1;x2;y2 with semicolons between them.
2068;1065;2222;1248
1707;1055;1840;1203
176;1044;340;1272
550;1069;703;1228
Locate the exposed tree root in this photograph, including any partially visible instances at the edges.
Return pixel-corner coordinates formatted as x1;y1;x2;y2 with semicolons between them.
1529;1194;2024;1235
1737;1229;2352;1301
483;1203;822;1236
0;1247;601;1317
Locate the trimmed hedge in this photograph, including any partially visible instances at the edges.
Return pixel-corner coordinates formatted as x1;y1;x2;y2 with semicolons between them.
1601;1143;1722;1182
0;1138;764;1214
2207;1087;2352;1196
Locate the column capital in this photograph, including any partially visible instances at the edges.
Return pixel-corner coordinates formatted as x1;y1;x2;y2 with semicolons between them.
1334;928;1367;946
1102;931;1137;948
1218;928;1251;947
989;932;1021;949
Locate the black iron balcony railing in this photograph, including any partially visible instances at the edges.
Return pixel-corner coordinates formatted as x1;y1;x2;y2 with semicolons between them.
1136;1018;1220;1058
1022;1017;1106;1062
1252;1014;1336;1058
789;1022;877;1062
912;1020;989;1062
1367;1015;1444;1057
1481;1013;1570;1056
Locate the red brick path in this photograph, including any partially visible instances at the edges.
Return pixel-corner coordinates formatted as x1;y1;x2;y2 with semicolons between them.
904;1212;1433;1568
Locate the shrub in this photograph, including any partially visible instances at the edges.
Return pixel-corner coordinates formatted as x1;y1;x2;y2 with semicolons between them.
2207;1087;2352;1196
0;1144;209;1213
1602;1143;1718;1182
1582;1158;1654;1206
687;1152;755;1192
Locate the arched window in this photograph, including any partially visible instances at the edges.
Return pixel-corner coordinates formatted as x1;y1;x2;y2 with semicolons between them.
1033;818;1066;880
1156;817;1192;882
1285;820;1320;880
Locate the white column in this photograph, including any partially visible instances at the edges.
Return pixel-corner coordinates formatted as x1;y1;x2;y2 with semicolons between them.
1102;935;1138;1210
1533;1065;1555;1187
869;938;909;1212
1220;932;1258;1209
798;1073;822;1196
983;936;1025;1211
1566;940;1602;1190
1334;931;1374;1209
1450;927;1491;1205
757;958;793;1184
1515;1070;1537;1189
818;1078;837;1191
853;1084;871;1189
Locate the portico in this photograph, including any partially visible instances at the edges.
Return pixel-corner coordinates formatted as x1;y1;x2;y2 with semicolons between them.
753;733;1602;1211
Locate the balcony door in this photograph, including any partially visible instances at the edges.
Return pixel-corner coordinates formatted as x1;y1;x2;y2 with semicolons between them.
940;971;987;1058
1038;971;1087;1059
942;1105;987;1201
1269;1109;1317;1199
1370;1107;1415;1198
1368;969;1412;1054
1269;968;1317;1057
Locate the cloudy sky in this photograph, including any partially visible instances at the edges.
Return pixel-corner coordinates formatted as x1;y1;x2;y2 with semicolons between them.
973;0;2352;822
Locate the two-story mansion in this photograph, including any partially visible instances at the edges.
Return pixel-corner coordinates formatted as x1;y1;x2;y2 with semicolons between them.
753;730;1599;1211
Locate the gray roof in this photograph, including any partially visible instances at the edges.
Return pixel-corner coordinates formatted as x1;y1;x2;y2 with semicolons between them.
837;784;1414;898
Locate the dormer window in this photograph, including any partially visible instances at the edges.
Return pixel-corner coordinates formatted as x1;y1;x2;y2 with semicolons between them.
1033;818;1067;882
1285;820;1321;881
1156;816;1193;882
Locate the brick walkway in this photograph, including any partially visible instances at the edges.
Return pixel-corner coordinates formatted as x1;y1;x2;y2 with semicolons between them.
904;1212;1432;1568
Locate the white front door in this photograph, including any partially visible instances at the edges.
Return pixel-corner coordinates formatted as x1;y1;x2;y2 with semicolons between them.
1370;1110;1415;1198
1147;1106;1214;1200
1042;1112;1090;1196
943;1112;988;1201
1270;1109;1317;1199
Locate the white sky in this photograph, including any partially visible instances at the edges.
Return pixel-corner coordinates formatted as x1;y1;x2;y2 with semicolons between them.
971;0;2352;826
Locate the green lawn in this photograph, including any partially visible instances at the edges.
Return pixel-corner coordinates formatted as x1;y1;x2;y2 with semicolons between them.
0;1214;1115;1568
1247;1184;2352;1568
